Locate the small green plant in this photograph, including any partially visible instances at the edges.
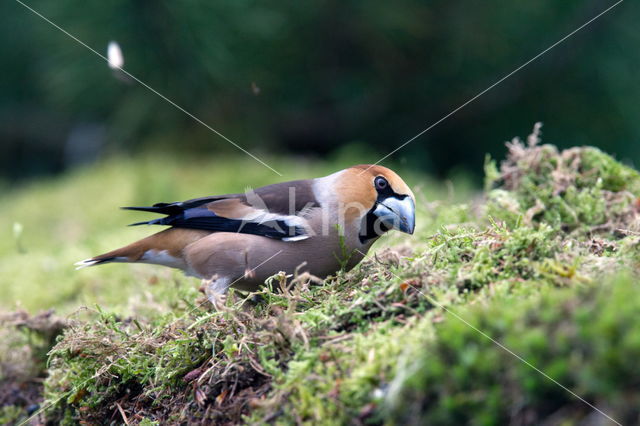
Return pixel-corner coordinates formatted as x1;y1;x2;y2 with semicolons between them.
334;223;357;271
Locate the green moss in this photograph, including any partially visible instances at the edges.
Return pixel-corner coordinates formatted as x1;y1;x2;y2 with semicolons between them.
0;405;25;425
425;220;566;293
385;274;640;425
580;147;640;194
44;301;260;423
485;140;640;234
4;131;640;424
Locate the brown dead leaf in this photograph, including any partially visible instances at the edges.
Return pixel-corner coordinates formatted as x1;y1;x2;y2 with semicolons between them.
71;388;87;404
183;368;203;382
216;389;229;406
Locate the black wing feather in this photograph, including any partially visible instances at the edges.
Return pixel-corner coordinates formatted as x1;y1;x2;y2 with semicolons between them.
123;199;307;240
122;196;222;215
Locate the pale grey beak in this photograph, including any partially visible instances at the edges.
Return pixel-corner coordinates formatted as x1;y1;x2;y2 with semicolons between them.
373;196;415;234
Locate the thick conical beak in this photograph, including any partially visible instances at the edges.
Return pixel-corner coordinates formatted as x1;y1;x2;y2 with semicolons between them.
373;196;415;234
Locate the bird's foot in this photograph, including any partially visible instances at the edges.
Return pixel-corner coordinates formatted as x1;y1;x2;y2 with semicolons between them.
202;277;231;310
207;292;227;310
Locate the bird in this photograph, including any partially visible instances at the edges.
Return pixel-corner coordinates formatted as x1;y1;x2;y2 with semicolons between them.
76;165;415;301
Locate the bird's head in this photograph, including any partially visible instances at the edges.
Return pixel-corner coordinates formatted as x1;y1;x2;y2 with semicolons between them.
332;165;416;242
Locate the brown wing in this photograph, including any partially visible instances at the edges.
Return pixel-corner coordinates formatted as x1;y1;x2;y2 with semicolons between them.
122;179;319;241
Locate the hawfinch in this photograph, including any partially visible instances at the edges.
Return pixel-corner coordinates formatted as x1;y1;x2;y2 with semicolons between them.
77;165;415;299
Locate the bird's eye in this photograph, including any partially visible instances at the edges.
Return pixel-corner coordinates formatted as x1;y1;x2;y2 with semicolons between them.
374;176;388;190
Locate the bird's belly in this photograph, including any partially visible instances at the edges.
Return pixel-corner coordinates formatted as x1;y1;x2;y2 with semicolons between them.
242;247;358;288
141;249;186;269
184;232;370;292
140;249;201;277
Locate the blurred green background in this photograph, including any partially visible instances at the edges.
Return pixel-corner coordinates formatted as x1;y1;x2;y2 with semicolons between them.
1;4;639;423
1;0;638;182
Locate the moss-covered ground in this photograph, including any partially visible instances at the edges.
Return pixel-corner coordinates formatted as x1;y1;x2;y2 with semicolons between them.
2;127;639;425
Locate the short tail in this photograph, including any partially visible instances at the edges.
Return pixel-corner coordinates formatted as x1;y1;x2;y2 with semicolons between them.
74;234;153;270
74;228;209;271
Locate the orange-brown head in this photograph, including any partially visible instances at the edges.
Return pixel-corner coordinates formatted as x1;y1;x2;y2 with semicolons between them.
332;164;416;239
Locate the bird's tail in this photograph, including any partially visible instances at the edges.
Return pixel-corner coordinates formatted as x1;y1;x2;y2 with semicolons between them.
75;228;209;270
74;256;119;269
74;239;148;270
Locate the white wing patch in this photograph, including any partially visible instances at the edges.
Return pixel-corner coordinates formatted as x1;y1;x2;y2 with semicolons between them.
243;188;309;230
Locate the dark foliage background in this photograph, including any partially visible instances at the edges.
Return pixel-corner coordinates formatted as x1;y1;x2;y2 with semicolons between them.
1;0;638;181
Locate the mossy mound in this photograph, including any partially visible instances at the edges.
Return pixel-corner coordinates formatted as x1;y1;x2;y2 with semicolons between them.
485;124;640;234
386;273;640;425
4;128;640;424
